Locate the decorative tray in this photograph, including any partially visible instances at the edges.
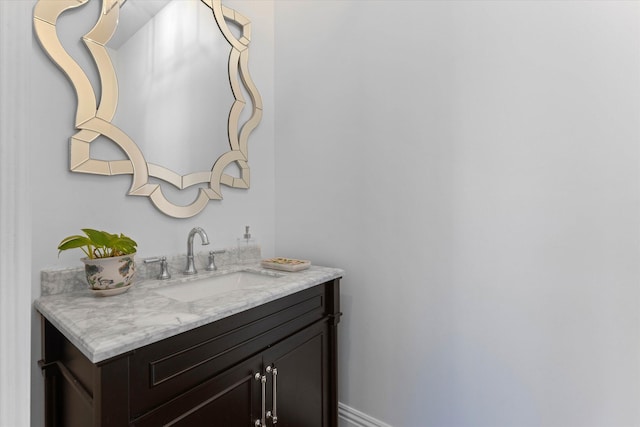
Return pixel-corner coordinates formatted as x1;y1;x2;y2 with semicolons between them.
261;257;311;272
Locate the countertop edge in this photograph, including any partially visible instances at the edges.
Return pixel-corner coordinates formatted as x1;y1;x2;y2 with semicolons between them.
36;265;344;363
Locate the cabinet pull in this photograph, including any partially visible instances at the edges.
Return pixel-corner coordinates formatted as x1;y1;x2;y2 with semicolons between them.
266;366;278;424
255;373;267;426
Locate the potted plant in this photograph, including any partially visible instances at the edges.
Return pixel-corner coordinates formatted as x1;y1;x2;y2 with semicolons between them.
58;229;137;291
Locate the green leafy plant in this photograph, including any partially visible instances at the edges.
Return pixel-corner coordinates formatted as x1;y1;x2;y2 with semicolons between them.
58;229;137;259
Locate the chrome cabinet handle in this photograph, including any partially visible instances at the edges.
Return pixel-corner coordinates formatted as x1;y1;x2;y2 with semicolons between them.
266;366;278;424
255;373;267;426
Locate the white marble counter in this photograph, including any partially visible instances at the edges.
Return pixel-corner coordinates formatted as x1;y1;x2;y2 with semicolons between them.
35;263;343;363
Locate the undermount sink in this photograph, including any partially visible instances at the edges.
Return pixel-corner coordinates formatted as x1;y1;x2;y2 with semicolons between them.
154;271;281;303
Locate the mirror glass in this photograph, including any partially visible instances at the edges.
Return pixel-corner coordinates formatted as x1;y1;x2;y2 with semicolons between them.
109;0;233;176
33;0;262;218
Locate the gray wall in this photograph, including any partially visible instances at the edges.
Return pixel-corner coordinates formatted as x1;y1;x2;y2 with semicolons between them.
1;1;639;426
274;1;640;426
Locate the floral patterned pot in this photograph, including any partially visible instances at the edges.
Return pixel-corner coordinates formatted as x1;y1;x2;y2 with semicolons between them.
82;253;136;290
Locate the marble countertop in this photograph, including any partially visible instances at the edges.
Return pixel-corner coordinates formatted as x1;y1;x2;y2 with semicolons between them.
35;263;343;363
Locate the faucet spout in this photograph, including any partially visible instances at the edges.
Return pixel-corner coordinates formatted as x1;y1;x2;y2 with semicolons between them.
184;227;210;275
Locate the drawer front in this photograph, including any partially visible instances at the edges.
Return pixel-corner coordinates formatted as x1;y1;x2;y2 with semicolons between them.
130;284;329;418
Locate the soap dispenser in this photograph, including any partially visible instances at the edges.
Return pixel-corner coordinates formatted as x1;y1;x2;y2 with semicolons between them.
237;225;255;246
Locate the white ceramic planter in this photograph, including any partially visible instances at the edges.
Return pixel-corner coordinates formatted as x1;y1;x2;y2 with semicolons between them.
82;253;136;290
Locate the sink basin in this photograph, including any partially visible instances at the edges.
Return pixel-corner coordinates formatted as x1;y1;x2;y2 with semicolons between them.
154;271;281;302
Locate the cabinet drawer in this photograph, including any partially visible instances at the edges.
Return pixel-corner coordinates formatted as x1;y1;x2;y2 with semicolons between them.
130;284;329;418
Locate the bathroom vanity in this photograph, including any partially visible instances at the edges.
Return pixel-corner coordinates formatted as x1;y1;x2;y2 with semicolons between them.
36;257;342;427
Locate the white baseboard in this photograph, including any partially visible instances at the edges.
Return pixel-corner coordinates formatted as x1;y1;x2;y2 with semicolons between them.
338;402;393;427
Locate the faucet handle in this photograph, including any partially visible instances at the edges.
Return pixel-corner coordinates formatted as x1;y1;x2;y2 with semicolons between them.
206;250;226;271
144;256;172;280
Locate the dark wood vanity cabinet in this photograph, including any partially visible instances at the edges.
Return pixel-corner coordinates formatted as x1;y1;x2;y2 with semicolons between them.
40;279;341;427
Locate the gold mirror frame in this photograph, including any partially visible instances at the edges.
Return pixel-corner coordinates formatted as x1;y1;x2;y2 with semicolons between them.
33;0;263;218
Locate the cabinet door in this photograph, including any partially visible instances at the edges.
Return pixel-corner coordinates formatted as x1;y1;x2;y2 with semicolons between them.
263;321;330;427
132;355;263;427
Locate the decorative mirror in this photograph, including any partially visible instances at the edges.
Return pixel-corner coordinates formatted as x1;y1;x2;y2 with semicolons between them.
33;0;263;218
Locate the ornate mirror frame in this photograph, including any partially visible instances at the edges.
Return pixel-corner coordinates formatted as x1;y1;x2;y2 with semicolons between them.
33;0;263;218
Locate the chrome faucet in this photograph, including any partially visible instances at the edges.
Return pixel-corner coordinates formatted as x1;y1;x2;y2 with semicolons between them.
184;227;210;275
